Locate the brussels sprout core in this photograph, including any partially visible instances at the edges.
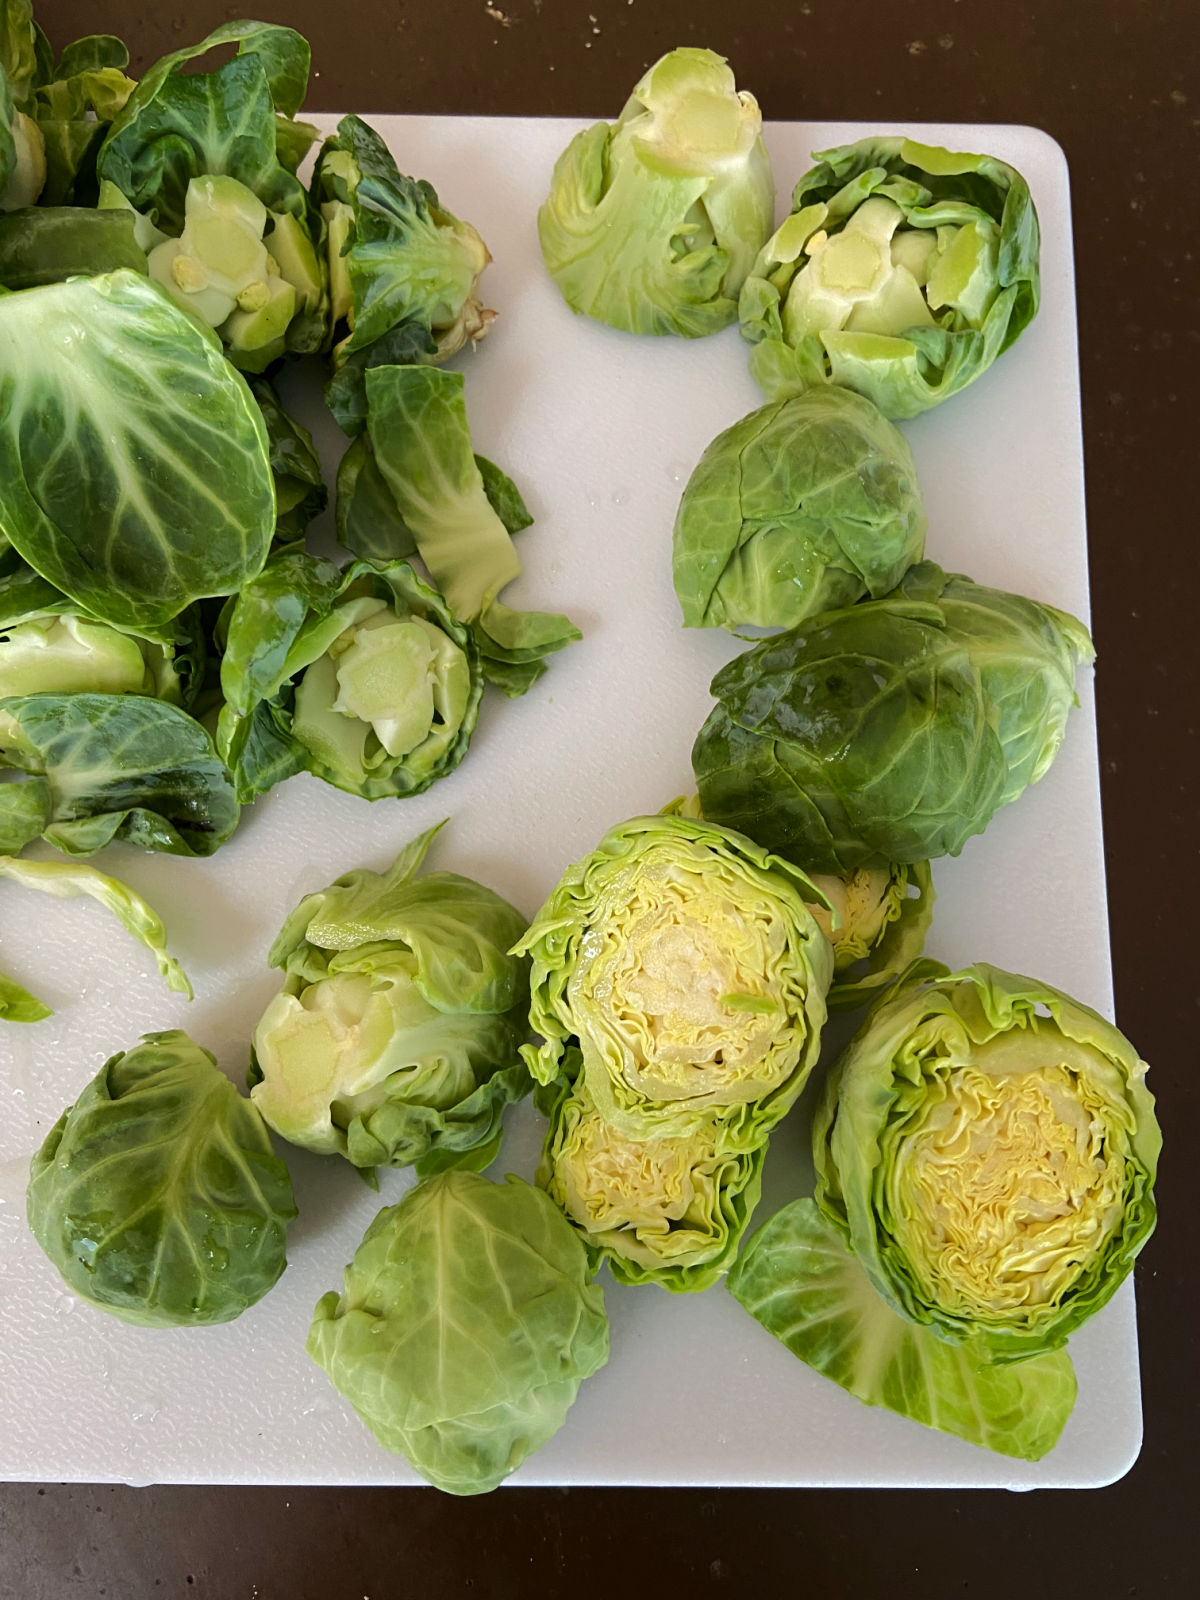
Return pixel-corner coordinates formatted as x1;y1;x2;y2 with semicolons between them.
888;1048;1129;1322
253;971;475;1157
146;174;302;365
629;48;762;176
784;197;941;343
292;602;470;774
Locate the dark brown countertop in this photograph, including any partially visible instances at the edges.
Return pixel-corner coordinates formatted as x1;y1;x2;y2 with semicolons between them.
3;2;1197;1595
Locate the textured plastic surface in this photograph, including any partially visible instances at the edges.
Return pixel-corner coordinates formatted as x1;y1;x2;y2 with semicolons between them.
0;116;1139;1488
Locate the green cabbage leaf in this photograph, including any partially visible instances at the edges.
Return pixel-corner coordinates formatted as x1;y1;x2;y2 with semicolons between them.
0;853;191;1011
0;691;240;857
0;270;275;630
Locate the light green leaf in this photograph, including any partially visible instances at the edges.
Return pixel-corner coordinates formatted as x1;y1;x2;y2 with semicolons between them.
0;270;274;630
0;853;191;1000
0;967;51;1022
728;1198;1077;1461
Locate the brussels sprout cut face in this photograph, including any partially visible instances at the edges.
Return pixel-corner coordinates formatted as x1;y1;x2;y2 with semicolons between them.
814;964;1160;1361
551;1090;720;1246
540;1078;764;1290
888;1033;1129;1324
518;814;832;1136
568;844;809;1108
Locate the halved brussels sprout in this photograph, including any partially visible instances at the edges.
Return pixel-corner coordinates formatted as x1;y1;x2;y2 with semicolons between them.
538;1070;766;1292
813;962;1161;1362
515;812;833;1140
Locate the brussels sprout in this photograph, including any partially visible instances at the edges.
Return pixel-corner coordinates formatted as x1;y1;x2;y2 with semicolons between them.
0;564;201;707
813;962;1160;1362
250;823;532;1176
740;137;1040;417
538;1069;766;1292
515;812;832;1139
538;48;774;338
307;1171;609;1494
217;551;482;803
807;858;935;1011
693;562;1093;873
27;1030;296;1327
0;692;240;858
673;386;926;631
728;1198;1078;1461
313;114;493;387
0;854;191;1012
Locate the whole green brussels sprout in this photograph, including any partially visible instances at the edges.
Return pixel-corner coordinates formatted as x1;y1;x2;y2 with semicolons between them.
307;1171;609;1494
693;562;1093;873
27;1031;296;1327
673;386;926;632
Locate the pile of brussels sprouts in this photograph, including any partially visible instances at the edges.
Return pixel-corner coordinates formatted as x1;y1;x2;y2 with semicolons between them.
2;12;1160;1496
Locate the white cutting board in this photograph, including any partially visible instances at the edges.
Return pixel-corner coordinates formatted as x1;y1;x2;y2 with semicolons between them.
0;116;1140;1489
